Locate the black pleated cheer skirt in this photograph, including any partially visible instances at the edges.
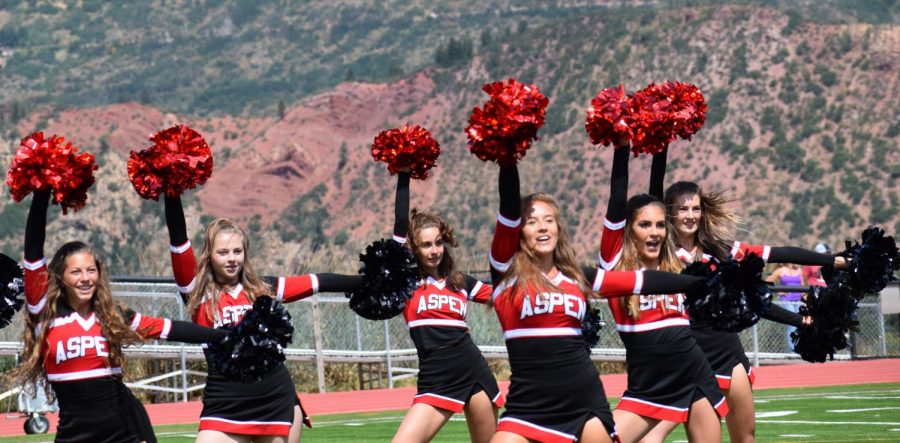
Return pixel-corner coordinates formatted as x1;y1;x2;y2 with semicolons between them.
414;334;504;412
498;337;617;443
52;377;155;443
617;331;729;422
691;324;755;389
200;364;308;436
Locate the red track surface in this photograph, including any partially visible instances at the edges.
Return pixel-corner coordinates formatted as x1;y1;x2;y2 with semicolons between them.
3;359;898;437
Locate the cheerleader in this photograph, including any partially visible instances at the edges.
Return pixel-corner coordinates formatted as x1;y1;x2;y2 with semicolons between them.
599;148;727;443
388;172;504;443
162;195;362;443
639;148;845;443
489;163;712;443
14;191;227;443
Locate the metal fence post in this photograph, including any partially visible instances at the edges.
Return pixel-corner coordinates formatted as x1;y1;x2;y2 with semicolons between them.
312;296;326;393
384;320;393;389
878;294;887;356
752;323;759;367
178;295;188;402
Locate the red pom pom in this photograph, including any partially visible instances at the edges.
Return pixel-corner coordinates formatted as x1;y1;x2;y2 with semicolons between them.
371;124;441;180
585;85;635;147
6;132;97;214
630;81;707;155
127;125;214;200
466;79;549;166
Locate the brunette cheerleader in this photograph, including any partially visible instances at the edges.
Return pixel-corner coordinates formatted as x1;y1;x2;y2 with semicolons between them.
488;163;712;443
162;195;362;443
388;172;504;443
640;149;845;443
14;191;226;443
598;148;727;443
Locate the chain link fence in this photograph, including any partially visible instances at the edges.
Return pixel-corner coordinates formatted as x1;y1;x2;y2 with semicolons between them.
0;280;896;400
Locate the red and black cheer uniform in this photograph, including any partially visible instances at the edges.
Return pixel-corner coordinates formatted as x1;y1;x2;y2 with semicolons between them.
164;196;361;437
599;149;728;422
391;172;504;413
649;150;837;390
490;166;709;443
23;192;224;443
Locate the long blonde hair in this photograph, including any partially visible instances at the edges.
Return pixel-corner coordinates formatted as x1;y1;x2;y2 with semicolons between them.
613;194;683;319
13;242;143;392
407;208;465;292
664;181;740;261
503;193;593;299
188;218;272;321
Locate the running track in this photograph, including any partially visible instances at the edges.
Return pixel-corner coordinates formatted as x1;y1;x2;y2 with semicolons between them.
3;359;897;437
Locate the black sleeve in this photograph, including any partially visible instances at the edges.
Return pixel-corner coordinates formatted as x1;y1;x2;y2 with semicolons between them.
581;266;598;284
316;273;364;293
24;191;51;262
607;148;629;223
167;320;228;344
641;270;705;295
761;303;804;328
767;247;835;266
499;165;521;221
393;172;410;240
164;194;188;247
649;148;667;200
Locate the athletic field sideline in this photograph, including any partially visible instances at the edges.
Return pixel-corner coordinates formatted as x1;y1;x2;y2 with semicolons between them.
3;383;898;442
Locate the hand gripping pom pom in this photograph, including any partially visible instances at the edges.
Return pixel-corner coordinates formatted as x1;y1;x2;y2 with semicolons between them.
682;254;773;332
6;132;97;214
585;85;635;148
791;284;859;363
345;239;418;320
466;79;549;166
206;296;294;383
127;125;214;200
371;124;441;180
581;306;606;352
825;226;899;298
0;254;24;330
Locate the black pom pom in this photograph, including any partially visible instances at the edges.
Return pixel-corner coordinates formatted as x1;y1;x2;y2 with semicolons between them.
682;254;772;332
581;306;606;351
826;226;899;297
0;254;25;329
791;284;859;363
345;239;418;320
207;296;294;383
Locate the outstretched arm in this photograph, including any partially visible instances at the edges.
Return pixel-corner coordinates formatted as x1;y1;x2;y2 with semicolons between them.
264;273;363;303
23;191;51;315
123;308;227;344
489;165;522;287
584;267;705;298
164;195;196;304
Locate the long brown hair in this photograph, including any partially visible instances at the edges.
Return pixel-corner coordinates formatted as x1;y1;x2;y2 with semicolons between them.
613;194;683;319
13;242;143;392
406;208;465;292
188;218;271;321
503;193;593;299
663;181;740;261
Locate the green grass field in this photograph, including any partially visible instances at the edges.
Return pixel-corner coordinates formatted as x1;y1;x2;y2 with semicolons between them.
4;383;898;442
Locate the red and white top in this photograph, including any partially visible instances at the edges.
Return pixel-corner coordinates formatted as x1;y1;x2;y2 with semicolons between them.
171;241;319;328
599;217;691;334
402;275;492;350
674;241;771;265
24;258;174;382
490;214;644;340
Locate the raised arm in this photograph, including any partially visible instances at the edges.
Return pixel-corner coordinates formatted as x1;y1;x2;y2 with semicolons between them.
164;195;197;304
599;148;629;270
392;172;411;244
489;165;522;287
23;191;51;316
648;148;667;200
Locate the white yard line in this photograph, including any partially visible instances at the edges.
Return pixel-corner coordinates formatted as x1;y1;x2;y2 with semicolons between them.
828;407;900;413
755;389;900;401
756;411;798;418
757;420;900;426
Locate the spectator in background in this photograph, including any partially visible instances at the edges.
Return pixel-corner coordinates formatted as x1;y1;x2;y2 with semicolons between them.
767;263;806;350
803;243;831;287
